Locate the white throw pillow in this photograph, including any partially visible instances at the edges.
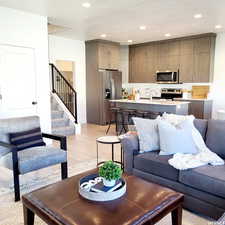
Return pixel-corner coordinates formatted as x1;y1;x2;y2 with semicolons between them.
158;119;198;155
132;117;159;153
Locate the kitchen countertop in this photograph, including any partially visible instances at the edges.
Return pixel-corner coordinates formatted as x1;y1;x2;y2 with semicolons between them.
174;98;213;102
110;99;190;106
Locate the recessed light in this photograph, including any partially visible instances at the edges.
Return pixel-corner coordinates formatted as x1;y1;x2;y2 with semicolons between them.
128;40;133;43
139;25;146;30
165;33;171;37
100;34;106;38
215;25;222;29
82;2;91;8
194;14;203;19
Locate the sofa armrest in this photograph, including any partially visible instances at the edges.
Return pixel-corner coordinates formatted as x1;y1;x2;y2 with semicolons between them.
120;133;139;174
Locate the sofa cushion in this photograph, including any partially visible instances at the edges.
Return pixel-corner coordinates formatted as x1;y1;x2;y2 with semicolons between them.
193;119;208;140
133;151;179;181
0;146;67;174
179;164;225;199
206;120;225;158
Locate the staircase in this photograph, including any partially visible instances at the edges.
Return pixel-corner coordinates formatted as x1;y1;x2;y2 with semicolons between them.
49;63;77;136
51;95;76;136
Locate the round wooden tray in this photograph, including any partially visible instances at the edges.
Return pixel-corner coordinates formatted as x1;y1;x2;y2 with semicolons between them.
78;174;126;202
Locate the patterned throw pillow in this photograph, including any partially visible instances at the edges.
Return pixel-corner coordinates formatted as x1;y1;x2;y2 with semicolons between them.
9;127;46;151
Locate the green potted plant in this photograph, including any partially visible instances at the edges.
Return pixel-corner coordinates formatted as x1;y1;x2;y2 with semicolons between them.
99;161;122;187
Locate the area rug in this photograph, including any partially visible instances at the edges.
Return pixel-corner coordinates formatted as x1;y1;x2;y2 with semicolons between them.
0;159;98;197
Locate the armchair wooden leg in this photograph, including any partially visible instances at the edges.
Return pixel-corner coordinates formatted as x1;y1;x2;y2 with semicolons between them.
13;169;20;202
61;162;68;180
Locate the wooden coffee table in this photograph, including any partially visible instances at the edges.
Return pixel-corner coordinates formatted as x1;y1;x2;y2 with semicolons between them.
22;169;184;225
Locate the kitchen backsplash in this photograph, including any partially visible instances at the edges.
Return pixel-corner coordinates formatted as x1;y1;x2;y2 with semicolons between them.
122;83;212;98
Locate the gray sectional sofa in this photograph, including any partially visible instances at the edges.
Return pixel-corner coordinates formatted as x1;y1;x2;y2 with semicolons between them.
121;119;225;220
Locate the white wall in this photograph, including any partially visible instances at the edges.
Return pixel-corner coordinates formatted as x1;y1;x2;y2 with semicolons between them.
211;32;225;118
48;35;86;123
0;7;51;132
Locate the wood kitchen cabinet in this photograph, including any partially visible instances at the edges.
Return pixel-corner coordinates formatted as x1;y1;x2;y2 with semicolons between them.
168;41;180;71
193;37;215;83
129;43;157;83
85;40;122;125
88;40;120;70
146;44;158;82
179;39;194;83
129;33;216;83
174;98;213;119
98;42;120;70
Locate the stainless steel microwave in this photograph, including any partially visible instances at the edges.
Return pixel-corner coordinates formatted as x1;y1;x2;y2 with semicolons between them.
156;71;179;84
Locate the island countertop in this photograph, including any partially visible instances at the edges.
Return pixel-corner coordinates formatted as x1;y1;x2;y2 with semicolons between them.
110;99;190;106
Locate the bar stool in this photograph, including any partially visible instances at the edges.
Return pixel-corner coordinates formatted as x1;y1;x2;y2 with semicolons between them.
120;109;137;134
135;110;162;119
135;110;150;118
148;111;163;119
96;136;124;170
106;107;120;135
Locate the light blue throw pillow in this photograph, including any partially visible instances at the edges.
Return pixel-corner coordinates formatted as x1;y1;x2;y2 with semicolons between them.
158;119;198;155
132;117;160;153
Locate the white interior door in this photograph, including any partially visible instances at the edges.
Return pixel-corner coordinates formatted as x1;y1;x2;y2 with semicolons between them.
0;45;37;118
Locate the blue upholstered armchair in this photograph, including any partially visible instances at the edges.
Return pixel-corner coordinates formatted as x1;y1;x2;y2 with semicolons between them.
0;116;68;201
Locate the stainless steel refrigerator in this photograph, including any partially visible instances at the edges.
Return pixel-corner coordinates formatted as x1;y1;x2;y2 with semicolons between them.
86;69;122;125
99;69;122;125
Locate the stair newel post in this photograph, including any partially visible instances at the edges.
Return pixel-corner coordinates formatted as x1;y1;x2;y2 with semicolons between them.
51;64;55;93
74;92;78;123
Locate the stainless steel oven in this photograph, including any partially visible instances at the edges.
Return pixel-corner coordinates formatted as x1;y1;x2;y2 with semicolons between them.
161;88;183;99
156;71;179;84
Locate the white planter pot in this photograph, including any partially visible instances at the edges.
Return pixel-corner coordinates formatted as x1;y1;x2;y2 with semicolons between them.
103;178;116;187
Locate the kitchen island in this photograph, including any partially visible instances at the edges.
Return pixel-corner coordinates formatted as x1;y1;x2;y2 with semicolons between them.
109;99;190;133
110;99;189;115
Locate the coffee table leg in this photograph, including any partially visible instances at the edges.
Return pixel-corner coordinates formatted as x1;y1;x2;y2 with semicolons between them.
23;205;34;225
171;205;182;225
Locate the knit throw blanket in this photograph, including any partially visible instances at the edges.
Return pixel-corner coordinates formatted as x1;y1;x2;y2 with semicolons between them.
162;114;224;170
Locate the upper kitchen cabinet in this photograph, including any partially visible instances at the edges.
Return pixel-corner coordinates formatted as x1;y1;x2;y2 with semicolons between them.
179;39;194;83
168;40;180;71
157;42;169;71
129;44;155;83
129;33;216;83
98;42;120;70
193;36;216;83
146;44;158;82
86;40;120;70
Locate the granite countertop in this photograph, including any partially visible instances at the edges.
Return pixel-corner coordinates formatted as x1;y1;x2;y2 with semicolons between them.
174;98;212;102
110;99;190;106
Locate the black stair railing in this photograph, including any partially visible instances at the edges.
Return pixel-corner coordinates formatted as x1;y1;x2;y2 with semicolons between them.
49;63;77;123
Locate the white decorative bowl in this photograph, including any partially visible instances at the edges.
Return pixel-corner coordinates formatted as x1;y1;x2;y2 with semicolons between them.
78;174;126;202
